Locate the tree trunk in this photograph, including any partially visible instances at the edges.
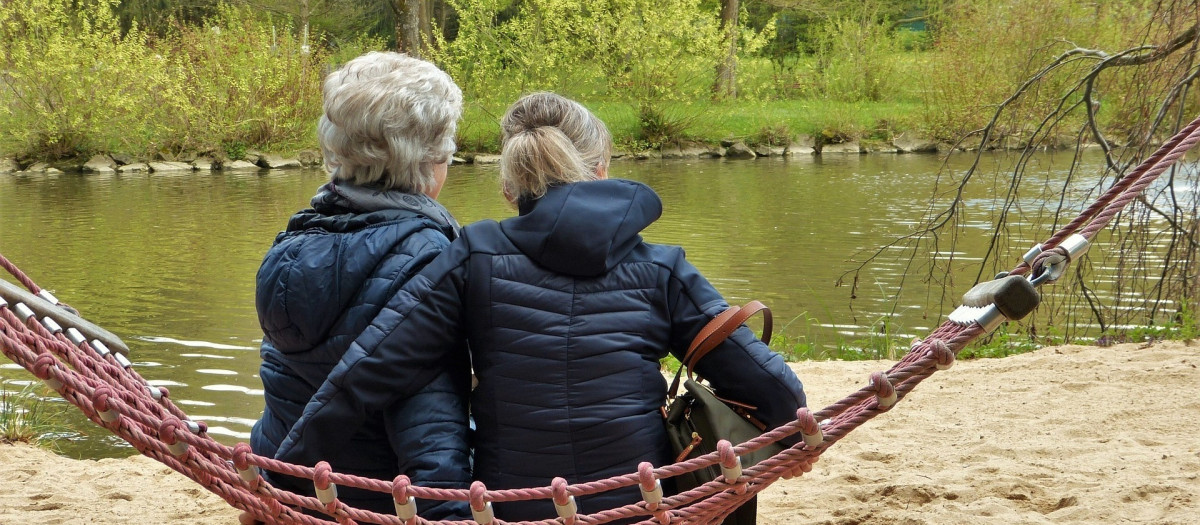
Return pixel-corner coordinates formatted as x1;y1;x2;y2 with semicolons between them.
713;0;739;99
393;0;422;57
299;0;310;53
419;0;433;52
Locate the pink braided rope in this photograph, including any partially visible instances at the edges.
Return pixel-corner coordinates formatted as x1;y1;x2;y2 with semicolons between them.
1;119;1197;523
0;253;41;294
2;284;983;525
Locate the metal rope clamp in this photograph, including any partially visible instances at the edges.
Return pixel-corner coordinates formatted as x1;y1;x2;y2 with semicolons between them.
951;275;1042;332
1024;234;1090;285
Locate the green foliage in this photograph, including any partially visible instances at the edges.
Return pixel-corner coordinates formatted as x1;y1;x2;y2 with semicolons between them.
0;0;1175;161
222;139;248;161
0;384;62;446
0;0;328;160
917;0;1155;141
751;123;791;147
0;0;169;158
1096;301;1200;346
958;325;1042;359
431;0;725;106
635;103;695;149
158;4;328;154
810;5;906;103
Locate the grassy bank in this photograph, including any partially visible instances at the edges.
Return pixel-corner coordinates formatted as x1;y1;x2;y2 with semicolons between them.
458;97;927;155
0;0;1167;165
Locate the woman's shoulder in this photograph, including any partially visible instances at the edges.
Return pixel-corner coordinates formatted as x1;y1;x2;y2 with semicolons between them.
631;240;688;265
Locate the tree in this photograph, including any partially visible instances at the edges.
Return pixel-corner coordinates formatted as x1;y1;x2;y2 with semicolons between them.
712;0;739;99
391;0;437;57
847;0;1200;344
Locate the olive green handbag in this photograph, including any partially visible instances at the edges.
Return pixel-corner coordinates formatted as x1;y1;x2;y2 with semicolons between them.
665;301;784;525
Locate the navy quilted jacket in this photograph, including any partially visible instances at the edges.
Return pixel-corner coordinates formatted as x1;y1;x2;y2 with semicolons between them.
276;179;805;521
250;185;471;519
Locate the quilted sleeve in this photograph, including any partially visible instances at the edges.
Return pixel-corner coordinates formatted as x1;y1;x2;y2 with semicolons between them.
665;248;807;435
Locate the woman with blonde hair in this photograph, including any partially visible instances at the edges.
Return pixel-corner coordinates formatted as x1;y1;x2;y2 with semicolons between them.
276;92;805;521
251;51;469;519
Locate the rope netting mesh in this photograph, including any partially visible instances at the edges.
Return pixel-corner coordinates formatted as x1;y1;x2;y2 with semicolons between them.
2;115;1198;525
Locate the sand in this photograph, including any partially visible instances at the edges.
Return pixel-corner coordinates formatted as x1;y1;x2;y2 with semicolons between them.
1;341;1197;524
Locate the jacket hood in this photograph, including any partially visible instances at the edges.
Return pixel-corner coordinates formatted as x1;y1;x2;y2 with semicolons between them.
293;181;460;233
256;184;456;354
500;179;662;277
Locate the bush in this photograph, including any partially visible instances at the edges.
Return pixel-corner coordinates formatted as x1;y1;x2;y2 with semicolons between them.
0;0;331;160
917;0;1158;141
431;0;724;107
810;6;904;103
157;5;328;155
752;123;791;147
0;0;169;158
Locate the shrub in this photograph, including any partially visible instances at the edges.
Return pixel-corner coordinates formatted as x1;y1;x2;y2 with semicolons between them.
918;0;1159;141
809;6;904;103
430;0;725;107
0;0;330;160
752;123;791;147
0;0;170;158
158;5;328;155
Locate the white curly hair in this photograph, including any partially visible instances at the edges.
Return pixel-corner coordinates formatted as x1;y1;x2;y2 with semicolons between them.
317;51;462;194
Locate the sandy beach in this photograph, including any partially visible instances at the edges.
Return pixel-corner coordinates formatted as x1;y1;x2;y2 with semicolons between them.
2;341;1197;524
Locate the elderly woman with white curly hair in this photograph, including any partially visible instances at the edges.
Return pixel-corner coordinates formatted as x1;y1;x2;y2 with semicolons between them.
249;51;470;519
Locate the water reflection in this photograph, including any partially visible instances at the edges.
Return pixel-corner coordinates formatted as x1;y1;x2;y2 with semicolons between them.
0;151;1170;457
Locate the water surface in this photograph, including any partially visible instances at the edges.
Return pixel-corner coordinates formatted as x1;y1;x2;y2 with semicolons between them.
0;151;1161;456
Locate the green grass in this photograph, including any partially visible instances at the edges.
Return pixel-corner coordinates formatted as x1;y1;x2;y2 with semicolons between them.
0;384;62;446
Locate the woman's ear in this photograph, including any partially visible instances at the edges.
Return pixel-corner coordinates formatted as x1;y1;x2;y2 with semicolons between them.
595;163;609;180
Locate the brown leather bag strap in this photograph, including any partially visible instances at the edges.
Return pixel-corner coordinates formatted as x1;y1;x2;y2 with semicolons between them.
667;301;773;399
683;300;772;372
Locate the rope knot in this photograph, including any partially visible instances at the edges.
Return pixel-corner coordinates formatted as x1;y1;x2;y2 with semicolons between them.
469;481;487;511
92;386;120;423
469;481;494;525
637;462;663;509
551;477;571;506
870;371;897;409
393;475;417;522
655;509;672;525
927;338;955;370
92;386;112;411
717;440;738;469
796;408;823;448
232;442;261;487
232;443;252;470
551;477;578;523
313;461;333;490
391;475;410;502
159;417;190;456
313;461;338;507
32;354;58;380
791;457;816;477
717;439;743;485
159;418;182;445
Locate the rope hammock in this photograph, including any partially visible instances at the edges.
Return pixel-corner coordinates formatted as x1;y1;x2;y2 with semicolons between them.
3;114;1200;525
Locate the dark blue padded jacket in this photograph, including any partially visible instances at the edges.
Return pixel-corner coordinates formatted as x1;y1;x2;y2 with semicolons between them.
250;186;471;519
275;179;805;521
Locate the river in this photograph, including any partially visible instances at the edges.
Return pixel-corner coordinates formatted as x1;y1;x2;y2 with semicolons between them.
0;150;1170;457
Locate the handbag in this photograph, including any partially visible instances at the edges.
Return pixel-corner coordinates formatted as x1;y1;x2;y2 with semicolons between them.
664;301;785;525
